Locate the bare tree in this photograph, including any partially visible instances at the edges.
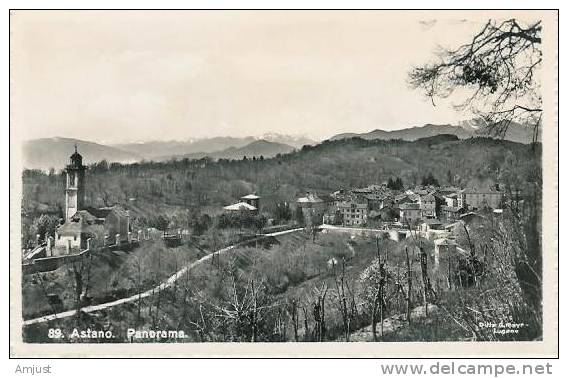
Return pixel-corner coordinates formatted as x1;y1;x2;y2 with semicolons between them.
332;259;357;341
286;297;300;342
312;283;328;342
409;19;542;141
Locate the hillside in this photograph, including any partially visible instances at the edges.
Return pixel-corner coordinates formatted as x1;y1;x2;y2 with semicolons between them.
213;140;296;159
22;135;540;240
23;137;141;171
329;121;538;144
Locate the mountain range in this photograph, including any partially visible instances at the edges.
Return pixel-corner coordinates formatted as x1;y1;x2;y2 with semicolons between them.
22;137;299;170
22;137;142;171
22;122;538;170
153;140;296;161
329;121;537;144
112;133;315;160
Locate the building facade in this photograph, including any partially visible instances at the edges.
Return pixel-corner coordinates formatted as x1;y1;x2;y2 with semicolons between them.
463;189;503;210
336;201;368;226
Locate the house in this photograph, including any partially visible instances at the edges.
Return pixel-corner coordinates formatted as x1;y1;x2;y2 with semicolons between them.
419;218;445;233
444;193;458;207
323;209;343;225
457;189;466;208
241;193;260;209
462;188;503;210
440;206;465;222
420;193;440;219
394;194;413;205
399;203;421;226
336;201;368;226
363;194;383;210
297;192;327;224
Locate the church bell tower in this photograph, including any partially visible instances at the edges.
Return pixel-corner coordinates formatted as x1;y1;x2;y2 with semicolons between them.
65;145;86;220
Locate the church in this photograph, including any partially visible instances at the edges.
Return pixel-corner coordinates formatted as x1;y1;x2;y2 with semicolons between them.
52;147;131;255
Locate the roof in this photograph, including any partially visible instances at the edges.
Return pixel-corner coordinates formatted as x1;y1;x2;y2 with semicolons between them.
84;206;128;218
399;203;421;210
394;194;409;202
223;202;257;211
241;194;260;200
434;238;457;246
422;194;436;201
460;212;486;222
441;206;463;213
297;193;324;203
57;210;106;236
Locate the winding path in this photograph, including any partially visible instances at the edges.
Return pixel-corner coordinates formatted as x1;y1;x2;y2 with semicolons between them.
23;228;303;326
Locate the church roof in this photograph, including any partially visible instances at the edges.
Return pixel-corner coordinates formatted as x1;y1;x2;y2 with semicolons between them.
57;206;128;236
57;210;102;236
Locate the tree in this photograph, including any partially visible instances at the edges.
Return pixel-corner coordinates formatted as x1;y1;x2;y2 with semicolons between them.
387;177;404;190
409;19;542;141
150;214;170;236
274;202;292;223
395;177;404;190
421;172;439;186
30;214;60;243
359;258;388;340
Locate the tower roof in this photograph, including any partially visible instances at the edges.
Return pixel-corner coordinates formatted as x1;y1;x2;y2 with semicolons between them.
69;144;84;168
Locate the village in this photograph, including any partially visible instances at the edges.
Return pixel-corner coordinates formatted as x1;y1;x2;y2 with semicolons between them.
22;146;510;267
20;145;531;344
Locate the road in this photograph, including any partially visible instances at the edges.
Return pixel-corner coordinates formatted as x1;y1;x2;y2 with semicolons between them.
23;228;304;326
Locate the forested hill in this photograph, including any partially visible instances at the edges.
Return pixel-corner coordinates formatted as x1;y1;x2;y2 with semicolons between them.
23;135;540;223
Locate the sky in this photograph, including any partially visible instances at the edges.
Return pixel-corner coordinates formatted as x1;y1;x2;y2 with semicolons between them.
10;11;528;143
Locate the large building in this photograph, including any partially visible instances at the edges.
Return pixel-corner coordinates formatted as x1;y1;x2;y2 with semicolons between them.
336;201;368;226
297;192;327;225
420;193;441;219
399;202;422;226
461;188;503;210
53;148;130;255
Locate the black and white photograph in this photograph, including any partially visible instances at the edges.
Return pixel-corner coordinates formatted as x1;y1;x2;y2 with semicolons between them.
9;9;558;358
